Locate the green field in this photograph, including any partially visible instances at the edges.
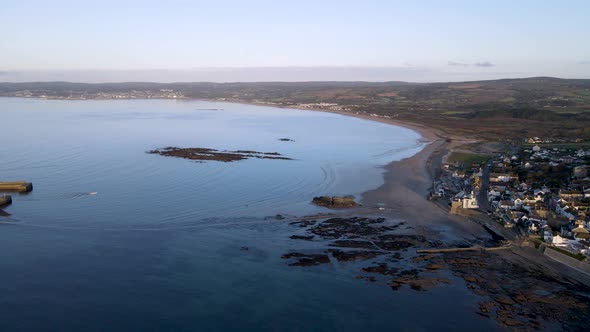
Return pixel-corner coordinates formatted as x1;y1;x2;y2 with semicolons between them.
447;152;489;165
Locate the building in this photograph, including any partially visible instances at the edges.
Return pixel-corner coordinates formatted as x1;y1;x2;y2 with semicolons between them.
461;191;479;209
490;173;514;183
560;190;584;200
572;226;590;240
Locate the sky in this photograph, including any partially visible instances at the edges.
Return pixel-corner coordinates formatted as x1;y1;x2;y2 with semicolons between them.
1;0;589;82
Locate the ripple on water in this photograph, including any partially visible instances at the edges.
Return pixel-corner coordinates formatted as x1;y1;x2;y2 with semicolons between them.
0;98;423;231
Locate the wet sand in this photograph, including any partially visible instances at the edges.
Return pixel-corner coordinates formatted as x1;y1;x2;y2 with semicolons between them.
324;111;491;240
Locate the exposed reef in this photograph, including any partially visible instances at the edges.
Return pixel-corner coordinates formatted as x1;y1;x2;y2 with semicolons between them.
311;196;357;209
281;215;590;331
147;147;292;162
281;253;330;267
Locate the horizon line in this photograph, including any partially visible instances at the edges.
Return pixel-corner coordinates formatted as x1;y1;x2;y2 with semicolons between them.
0;76;588;85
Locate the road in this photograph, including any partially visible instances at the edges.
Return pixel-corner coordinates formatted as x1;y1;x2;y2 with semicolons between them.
477;158;492;212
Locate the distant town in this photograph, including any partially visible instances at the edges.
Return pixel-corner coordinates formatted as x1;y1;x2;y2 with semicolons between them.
2;77;589;142
8;88;186;100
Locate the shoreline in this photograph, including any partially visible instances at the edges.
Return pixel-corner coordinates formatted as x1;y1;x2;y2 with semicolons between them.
0;98;556;242
213;98;441;142
236;100;590;279
2;96;458;224
216;98;496;240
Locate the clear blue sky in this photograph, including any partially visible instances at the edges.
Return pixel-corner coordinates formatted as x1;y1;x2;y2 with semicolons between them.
1;0;589;82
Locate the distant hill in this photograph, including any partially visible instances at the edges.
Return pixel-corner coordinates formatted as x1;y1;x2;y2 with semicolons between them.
1;77;589;140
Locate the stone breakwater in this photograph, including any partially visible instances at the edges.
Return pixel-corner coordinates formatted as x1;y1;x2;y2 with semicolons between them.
0;181;33;192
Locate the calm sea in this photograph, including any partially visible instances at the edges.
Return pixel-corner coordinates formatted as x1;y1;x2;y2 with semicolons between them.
0;98;499;331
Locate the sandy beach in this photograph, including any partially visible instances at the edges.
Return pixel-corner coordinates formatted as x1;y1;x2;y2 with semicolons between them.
296;106;492;240
222;99;490;239
358;122;492;240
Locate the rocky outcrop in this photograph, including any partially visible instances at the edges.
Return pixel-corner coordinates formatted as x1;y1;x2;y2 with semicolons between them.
281;213;590;331
311;196;357;208
0;195;12;207
289;235;314;241
147;147;292;162
444;251;590;330
281;253;330;266
327;249;383;262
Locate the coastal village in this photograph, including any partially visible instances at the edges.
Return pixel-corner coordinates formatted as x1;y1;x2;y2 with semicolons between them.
434;137;590;268
8;89;185;100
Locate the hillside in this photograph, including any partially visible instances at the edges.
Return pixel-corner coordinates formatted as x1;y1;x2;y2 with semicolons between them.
1;77;590;140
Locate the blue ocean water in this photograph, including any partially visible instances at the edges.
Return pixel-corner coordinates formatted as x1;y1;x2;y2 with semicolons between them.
0;98;499;331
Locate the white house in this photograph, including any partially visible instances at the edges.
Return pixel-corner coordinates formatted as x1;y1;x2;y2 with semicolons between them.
461;191;479;209
490;173;512;183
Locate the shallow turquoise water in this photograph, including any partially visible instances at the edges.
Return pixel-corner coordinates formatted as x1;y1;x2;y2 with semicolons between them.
0;98;500;331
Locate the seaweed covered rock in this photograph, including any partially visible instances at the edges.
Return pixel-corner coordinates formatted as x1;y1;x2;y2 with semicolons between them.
147;147;292;162
312;195;357;208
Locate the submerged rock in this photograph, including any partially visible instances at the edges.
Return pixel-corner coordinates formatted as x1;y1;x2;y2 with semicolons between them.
391;270;452;292
361;263;398;276
281;253;330;266
329;240;379;249
289;235;314;241
425;263;444;270
308;217;391;239
375;234;429;251
289;219;318;227
478;301;495;315
327;249;383;262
